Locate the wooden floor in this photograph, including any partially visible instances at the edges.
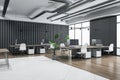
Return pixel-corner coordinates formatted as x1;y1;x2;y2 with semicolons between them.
0;51;120;80
55;54;120;80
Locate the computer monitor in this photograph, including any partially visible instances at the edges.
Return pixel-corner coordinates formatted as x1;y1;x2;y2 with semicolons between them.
91;39;102;46
70;39;79;45
96;39;102;44
91;39;96;45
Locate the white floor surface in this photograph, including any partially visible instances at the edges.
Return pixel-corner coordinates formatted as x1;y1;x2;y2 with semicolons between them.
0;56;109;80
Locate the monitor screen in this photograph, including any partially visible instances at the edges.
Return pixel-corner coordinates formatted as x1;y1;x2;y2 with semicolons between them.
91;39;102;45
70;39;79;45
91;39;96;45
96;39;102;44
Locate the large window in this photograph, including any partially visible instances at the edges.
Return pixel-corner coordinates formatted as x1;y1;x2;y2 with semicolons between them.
82;28;90;45
69;21;90;45
117;15;120;47
75;23;81;45
117;15;120;22
82;22;90;27
81;22;90;45
69;25;75;39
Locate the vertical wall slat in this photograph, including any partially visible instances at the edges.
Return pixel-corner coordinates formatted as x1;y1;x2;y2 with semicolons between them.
0;19;69;53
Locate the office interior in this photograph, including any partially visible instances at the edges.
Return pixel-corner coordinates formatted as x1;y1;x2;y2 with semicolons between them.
0;0;120;80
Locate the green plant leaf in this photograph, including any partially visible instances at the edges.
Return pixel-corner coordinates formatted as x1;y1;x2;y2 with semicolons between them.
49;33;60;49
49;40;54;44
55;34;59;40
65;35;69;41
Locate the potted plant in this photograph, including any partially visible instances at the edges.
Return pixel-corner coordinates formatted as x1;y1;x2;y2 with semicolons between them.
49;33;60;60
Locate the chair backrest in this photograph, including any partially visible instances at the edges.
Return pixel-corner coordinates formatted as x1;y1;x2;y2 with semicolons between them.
50;44;54;49
60;43;65;48
19;43;26;51
109;43;114;51
81;43;88;53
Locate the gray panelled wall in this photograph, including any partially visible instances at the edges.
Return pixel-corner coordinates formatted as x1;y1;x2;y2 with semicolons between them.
90;16;117;55
0;19;68;53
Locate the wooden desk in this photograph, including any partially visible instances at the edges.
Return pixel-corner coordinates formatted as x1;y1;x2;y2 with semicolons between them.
61;45;108;49
10;44;50;54
61;45;108;59
10;43;50;47
0;48;9;68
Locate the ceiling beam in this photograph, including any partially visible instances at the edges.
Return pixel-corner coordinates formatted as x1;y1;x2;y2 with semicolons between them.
30;0;69;19
51;0;117;21
47;0;88;19
2;0;10;17
61;0;118;21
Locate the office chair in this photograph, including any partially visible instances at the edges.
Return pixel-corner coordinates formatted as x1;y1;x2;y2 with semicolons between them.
50;44;55;49
104;43;114;55
60;43;70;57
19;43;26;55
77;43;91;59
60;43;67;53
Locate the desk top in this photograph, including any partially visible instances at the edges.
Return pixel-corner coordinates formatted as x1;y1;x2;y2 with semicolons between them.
61;45;108;49
0;48;9;53
10;43;50;47
27;44;50;47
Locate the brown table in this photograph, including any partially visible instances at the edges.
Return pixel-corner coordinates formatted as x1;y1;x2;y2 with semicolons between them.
0;48;9;68
10;44;50;54
10;43;50;47
61;45;108;49
61;45;108;59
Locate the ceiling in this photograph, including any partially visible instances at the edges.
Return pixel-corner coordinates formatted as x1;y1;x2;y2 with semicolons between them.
0;0;120;24
0;0;62;15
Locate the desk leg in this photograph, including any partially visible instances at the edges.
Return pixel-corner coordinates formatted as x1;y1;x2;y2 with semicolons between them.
69;50;72;59
5;52;9;68
68;50;72;65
